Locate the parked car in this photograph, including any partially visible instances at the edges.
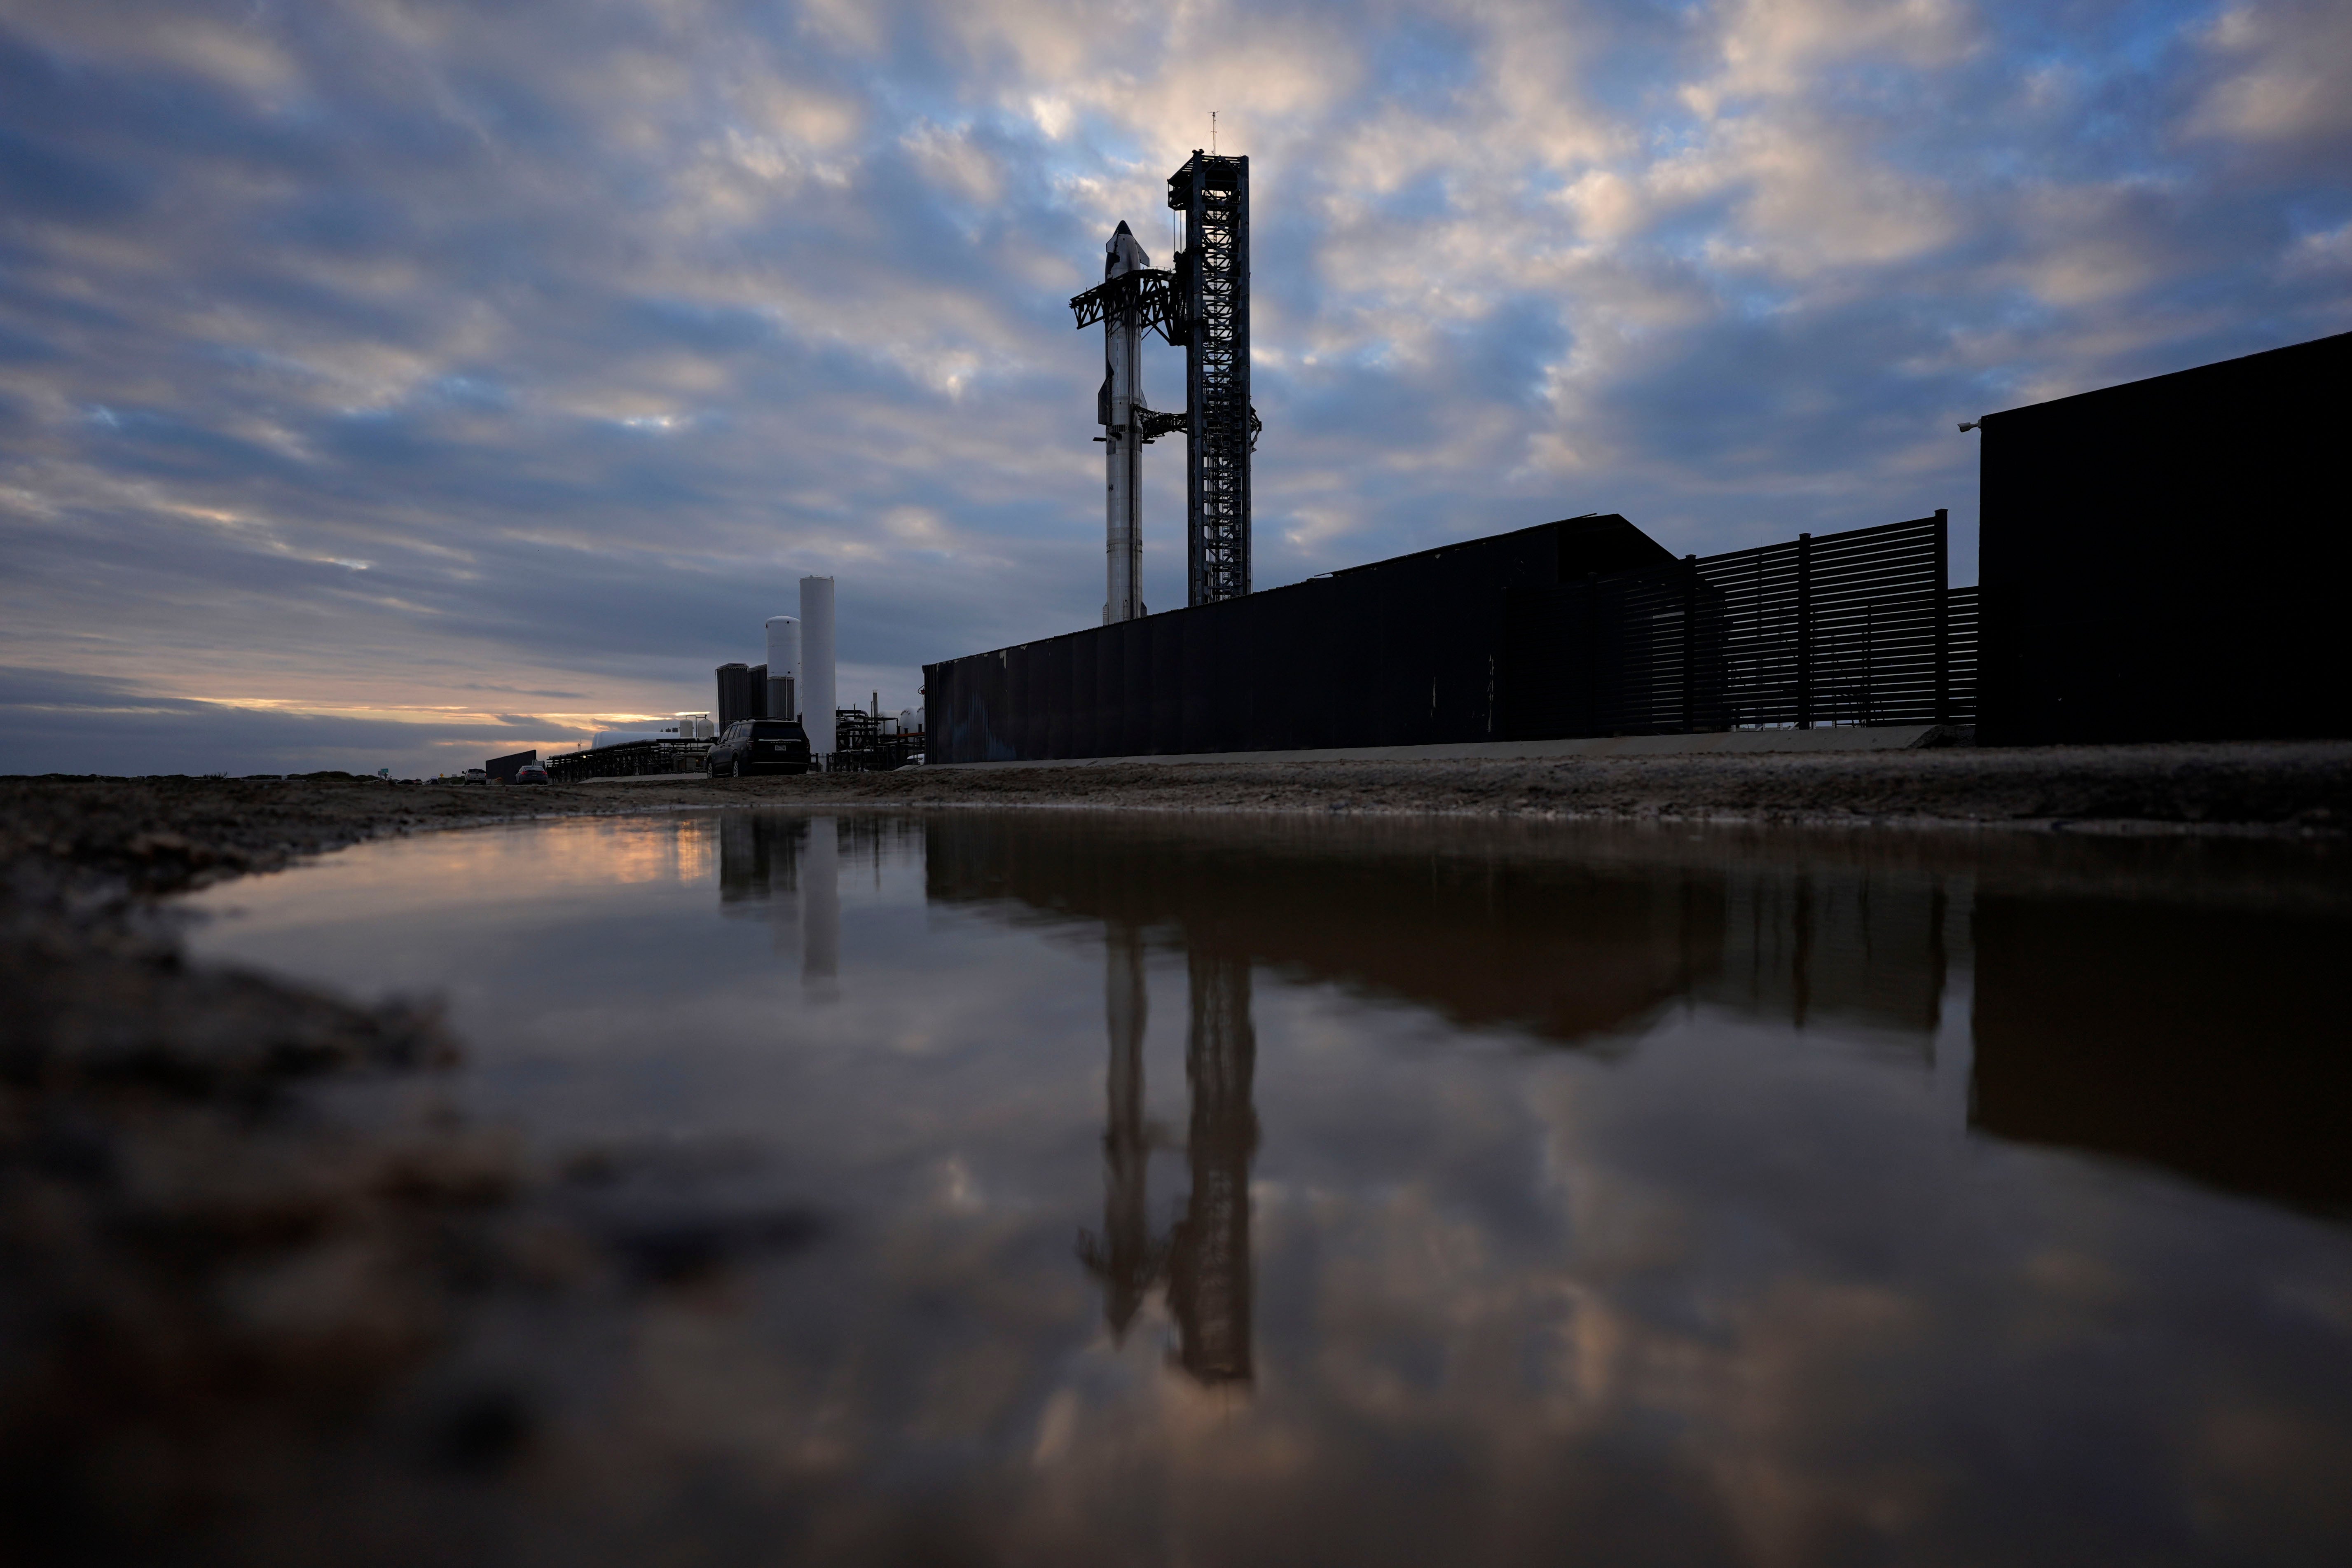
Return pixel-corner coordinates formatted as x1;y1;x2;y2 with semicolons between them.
513;762;550;785
461;768;488;786
707;719;812;777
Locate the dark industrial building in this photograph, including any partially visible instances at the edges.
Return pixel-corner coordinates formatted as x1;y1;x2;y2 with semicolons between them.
1977;330;2351;745
925;510;1973;763
714;662;770;728
484;748;537;783
928;514;1653;761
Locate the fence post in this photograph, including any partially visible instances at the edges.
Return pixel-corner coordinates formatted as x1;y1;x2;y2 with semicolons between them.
1681;554;1698;733
1796;533;1813;730
1933;508;1950;725
1583;572;1601;737
1863;601;1875;726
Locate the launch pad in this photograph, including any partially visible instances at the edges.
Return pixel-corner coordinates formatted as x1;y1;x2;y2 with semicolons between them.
1070;150;1258;619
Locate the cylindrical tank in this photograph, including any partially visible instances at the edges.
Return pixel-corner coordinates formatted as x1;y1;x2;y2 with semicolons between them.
800;577;836;754
899;708;919;733
879;716;898;736
764;616;800;721
715;664;750;728
748;665;767;720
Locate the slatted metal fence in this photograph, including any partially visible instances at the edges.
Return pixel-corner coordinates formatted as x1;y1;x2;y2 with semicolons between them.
1502;511;1973;738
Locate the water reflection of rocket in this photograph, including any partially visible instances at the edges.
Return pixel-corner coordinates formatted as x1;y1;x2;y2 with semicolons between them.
1079;926;1161;1334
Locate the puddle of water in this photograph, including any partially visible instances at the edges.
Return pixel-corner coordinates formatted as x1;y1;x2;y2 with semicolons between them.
177;811;2352;1563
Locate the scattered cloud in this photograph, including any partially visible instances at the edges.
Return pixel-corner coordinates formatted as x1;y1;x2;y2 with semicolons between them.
0;0;2345;774
2193;0;2352;145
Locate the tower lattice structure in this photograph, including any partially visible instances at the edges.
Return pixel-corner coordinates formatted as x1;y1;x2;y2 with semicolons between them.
1167;152;1253;606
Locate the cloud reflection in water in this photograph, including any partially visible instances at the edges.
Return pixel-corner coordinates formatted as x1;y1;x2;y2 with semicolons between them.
173;812;2352;1563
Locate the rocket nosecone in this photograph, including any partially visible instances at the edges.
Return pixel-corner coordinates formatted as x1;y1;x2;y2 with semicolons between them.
1105;219;1150;279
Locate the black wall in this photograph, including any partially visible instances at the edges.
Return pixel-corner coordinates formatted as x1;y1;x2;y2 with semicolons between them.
925;515;1672;763
716;662;775;727
1979;331;2352;744
715;663;752;729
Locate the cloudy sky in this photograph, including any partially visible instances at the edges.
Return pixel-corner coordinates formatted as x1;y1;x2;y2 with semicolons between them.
1;0;2345;776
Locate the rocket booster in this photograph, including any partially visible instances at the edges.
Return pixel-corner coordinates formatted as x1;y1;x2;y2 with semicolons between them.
1102;221;1149;624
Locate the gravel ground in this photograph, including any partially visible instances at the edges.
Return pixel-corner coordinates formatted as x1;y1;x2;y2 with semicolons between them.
0;742;2344;1559
713;740;2352;829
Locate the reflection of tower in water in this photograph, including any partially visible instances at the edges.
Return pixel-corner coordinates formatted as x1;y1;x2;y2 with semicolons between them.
1168;948;1257;1385
1077;935;1259;1386
801;817;838;986
715;813;841;988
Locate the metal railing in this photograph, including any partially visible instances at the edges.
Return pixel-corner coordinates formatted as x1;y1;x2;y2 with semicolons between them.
818;710;926;772
543;740;710;782
1501;511;1973;737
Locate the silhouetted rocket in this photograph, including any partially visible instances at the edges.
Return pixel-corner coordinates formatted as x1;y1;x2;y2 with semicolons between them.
1101;221;1149;624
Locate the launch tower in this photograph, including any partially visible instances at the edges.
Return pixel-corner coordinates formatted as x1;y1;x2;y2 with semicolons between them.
1166;152;1252;606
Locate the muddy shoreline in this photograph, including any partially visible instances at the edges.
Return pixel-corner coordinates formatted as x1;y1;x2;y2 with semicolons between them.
13;736;2352;890
2;744;2346;1559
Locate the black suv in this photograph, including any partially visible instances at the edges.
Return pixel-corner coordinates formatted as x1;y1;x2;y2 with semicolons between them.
707;719;812;777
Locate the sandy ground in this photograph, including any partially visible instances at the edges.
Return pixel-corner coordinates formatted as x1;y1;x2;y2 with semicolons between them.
0;743;2345;1559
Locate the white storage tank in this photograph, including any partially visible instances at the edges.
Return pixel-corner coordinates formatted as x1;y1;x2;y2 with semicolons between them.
800;577;835;755
764;616;800;720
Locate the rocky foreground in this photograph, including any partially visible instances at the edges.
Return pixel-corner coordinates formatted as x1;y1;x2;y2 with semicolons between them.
0;744;2345;1560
